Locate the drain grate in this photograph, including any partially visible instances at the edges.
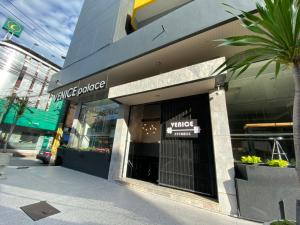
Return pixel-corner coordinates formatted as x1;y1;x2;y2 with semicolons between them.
20;201;60;221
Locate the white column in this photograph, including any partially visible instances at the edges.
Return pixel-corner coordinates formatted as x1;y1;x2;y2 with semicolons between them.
209;88;238;216
108;104;130;181
68;103;82;148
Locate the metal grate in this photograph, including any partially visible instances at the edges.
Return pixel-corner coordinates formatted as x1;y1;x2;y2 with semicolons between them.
20;201;60;221
159;94;217;197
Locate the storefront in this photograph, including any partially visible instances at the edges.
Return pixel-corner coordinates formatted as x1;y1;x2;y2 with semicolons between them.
53;57;236;215
126;94;217;197
48;0;298;221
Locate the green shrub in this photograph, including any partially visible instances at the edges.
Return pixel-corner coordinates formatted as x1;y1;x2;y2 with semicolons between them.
267;160;289;168
241;155;262;164
79;146;96;151
270;220;295;225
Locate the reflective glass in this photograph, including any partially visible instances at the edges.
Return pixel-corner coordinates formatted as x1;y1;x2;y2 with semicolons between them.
76;99;119;152
226;68;295;163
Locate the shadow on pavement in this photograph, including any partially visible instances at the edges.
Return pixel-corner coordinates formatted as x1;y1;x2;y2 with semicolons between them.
0;167;184;225
0;166;260;225
9;156;47;167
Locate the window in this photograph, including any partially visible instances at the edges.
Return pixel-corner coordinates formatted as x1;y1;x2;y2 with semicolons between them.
74;99;119;152
226;67;295;163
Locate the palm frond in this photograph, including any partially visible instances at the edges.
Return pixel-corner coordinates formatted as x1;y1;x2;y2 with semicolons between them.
215;0;300;79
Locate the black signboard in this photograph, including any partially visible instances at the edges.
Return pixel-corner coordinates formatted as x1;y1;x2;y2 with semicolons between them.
166;119;200;138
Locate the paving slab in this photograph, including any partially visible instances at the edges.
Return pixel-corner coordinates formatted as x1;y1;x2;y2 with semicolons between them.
0;166;262;225
9;156;46;167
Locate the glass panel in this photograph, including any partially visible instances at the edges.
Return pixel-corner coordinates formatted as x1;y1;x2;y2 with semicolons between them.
127;103;161;184
76;99;119;152
130;104;161;143
226;68;295;163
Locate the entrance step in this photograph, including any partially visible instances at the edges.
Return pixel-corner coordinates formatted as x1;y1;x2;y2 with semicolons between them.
116;178;220;213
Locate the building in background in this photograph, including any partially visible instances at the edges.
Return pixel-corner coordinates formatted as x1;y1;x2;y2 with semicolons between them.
48;0;297;222
0;40;67;155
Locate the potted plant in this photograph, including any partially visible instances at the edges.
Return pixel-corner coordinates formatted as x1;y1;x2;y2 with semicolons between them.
266;160;289;168
235;155;262;180
234;155;299;222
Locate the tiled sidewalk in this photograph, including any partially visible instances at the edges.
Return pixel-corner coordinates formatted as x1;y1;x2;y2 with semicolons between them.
0;166;261;225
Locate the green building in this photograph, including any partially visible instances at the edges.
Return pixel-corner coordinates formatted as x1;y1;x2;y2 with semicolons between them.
0;40;66;155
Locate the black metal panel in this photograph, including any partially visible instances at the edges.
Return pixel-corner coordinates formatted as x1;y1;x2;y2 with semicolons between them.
159;94;217;197
56;148;111;179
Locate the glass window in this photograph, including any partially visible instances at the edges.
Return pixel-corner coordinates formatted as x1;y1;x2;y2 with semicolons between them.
226;68;295;164
129;104;161;144
75;99;119;152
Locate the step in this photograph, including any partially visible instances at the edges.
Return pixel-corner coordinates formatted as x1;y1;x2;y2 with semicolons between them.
116;178;221;213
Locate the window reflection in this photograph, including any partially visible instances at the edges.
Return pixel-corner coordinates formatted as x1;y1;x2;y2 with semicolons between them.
77;99;119;152
226;68;295;164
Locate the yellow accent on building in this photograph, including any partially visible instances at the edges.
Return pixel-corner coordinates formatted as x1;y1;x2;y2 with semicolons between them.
51;123;63;157
131;0;156;30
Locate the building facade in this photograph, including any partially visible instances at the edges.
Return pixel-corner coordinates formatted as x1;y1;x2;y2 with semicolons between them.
49;0;297;221
0;40;66;154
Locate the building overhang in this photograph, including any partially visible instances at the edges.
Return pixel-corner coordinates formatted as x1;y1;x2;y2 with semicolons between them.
108;57;225;105
49;1;256;92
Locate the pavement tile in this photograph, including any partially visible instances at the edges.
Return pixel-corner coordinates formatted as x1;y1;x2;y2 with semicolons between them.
0;166;262;225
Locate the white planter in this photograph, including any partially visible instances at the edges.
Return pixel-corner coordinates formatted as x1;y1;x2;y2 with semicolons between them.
0;153;12;179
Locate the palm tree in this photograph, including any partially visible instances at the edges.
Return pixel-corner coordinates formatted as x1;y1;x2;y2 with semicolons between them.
2;96;28;152
215;0;300;172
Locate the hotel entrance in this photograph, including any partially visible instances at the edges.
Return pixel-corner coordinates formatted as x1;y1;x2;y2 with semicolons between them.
126;94;217;198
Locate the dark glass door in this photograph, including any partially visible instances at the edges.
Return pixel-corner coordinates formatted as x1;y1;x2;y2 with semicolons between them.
127;104;161;184
159;94;217;198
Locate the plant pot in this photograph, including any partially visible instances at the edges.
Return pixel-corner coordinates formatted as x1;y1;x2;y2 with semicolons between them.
235;163;300;222
0;153;12;179
56;148;111;179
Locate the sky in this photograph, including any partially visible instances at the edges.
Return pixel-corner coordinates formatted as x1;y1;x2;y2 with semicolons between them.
0;0;84;67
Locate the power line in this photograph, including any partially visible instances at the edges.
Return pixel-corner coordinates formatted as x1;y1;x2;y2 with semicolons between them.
5;0;67;54
0;10;62;58
0;2;66;56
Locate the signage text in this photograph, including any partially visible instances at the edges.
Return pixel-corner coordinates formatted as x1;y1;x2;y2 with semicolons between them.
55;81;106;101
166;119;200;138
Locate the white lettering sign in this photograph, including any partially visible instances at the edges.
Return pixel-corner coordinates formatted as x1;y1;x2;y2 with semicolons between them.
166;119;201;138
55;81;107;101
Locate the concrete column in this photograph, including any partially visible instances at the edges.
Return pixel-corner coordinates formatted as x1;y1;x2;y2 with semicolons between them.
209;89;238;216
68;103;82;148
108;104;130;181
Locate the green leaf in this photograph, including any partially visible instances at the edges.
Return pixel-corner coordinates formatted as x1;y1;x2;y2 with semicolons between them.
217;35;285;51
256;60;274;78
212;47;278;76
275;62;281;77
235;64;251;78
